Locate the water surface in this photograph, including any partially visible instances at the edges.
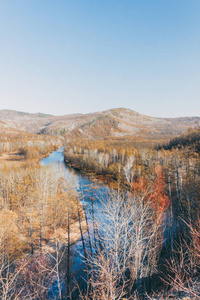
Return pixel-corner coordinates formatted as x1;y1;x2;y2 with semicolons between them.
40;147;110;297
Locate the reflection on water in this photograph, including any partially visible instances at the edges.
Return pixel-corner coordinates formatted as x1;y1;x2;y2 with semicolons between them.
40;147;110;298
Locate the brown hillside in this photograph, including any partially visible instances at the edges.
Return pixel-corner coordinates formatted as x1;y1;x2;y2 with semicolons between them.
0;108;199;140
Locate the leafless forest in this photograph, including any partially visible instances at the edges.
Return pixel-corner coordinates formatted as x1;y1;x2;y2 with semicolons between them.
0;110;199;299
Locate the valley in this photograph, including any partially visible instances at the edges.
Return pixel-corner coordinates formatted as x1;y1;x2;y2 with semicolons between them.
0;108;199;299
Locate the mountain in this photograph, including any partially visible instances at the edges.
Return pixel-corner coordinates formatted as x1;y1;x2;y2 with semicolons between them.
0;108;199;140
0;110;53;133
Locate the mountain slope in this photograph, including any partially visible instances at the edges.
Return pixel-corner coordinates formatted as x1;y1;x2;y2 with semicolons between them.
0;108;199;140
158;128;200;153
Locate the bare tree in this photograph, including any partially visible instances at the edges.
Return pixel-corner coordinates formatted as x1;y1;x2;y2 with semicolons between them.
83;189;166;299
166;221;200;300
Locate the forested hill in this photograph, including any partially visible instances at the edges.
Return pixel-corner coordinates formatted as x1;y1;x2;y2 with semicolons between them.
158;127;200;154
0;108;199;140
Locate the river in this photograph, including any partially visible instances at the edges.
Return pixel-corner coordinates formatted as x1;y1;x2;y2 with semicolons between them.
40;146;179;299
40;146;110;298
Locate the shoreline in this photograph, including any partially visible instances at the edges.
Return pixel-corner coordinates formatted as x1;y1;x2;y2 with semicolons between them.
0;148;88;250
64;158;129;191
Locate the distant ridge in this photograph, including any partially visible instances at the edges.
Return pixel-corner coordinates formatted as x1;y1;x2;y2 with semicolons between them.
0;108;199;140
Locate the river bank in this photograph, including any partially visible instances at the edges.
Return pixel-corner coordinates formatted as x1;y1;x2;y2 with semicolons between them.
0;145;59;165
0;151;25;167
0;147;87;251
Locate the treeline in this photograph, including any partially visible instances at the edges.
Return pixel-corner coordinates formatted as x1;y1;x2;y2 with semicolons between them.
157;127;200;155
64;139;200;222
64;139;154;182
0;130;62;159
63;138;200;298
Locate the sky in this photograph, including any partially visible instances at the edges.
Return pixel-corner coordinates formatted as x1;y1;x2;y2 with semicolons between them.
0;0;200;117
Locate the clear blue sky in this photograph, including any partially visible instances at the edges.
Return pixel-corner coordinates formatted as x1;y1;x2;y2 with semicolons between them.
0;0;199;117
